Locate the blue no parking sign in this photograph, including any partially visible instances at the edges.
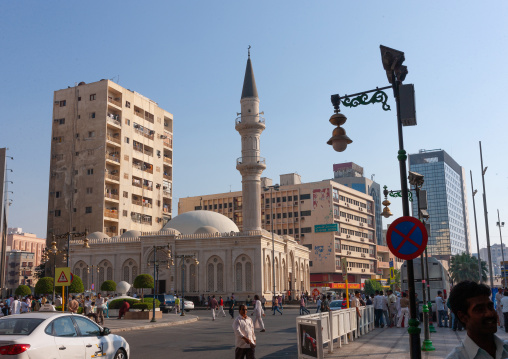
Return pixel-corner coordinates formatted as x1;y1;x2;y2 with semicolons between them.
386;216;428;260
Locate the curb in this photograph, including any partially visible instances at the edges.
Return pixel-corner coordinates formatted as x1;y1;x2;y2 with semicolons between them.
110;316;199;333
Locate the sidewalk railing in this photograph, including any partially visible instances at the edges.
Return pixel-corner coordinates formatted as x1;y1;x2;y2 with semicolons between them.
296;305;374;358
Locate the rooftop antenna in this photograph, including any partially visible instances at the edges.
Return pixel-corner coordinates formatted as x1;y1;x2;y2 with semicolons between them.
248;45;251;58
229;185;232;192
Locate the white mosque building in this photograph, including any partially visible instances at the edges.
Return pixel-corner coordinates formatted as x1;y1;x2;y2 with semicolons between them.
69;53;310;301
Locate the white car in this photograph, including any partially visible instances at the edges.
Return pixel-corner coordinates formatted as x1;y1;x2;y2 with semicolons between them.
177;298;194;311
0;311;129;358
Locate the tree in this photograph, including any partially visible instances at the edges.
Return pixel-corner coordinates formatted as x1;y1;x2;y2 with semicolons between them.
35;277;54;295
101;280;116;293
15;285;31;297
59;274;84;294
449;253;488;284
133;274;154;299
388;269;401;291
34;263;46;280
364;279;383;296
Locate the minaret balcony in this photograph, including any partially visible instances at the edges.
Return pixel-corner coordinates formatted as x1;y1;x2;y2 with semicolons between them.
235;116;266;132
236;156;266;166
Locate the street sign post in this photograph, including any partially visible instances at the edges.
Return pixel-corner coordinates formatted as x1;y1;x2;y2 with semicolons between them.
340;257;349;308
386;216;428;260
55;267;71;312
314;223;338;233
389;260;395;281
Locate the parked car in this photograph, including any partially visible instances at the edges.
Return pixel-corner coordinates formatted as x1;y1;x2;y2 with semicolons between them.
143;294;175;313
176;298;194;312
329;300;344;311
0;310;129;358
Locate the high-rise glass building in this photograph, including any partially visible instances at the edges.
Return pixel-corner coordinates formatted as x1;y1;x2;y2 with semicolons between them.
409;149;471;259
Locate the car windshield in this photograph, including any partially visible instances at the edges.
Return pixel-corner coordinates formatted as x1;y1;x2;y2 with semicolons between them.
330;301;340;307
0;318;45;335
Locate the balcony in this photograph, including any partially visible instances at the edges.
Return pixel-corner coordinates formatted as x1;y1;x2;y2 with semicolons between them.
163;207;170;214
132;199;142;207
106;134;121;145
163;174;172;181
134;127;154;140
377;261;390;269
164;157;172;165
108;96;122;108
106;153;120;164
236;157;266;165
105;192;119;201
163;190;171;198
104;209;118;219
107;113;121;127
105;173;120;182
163;138;172;148
132;181;142;189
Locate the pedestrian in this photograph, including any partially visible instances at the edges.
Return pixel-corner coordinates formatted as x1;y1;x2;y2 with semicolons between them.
381;291;390;327
446;280;505;358
435;291;448;327
218;296;226;317
316;296;322;313
341;293;347;309
233;304;256;359
10;296;20;315
388;290;397;328
21;297;29;313
300;296;310;315
251;295;265;332
351;291;362;335
54;295;62;308
175;297;181;314
501;290;508;333
373;290;384;328
229;300;236;319
260;296;266;311
366;295;373;306
84;296;92;315
272;296;282;315
68;296;79;314
497;288;504;328
210;295;219;321
118;299;130;319
321;295;330;313
277;295;283;313
397;292;410;328
96;293;105;325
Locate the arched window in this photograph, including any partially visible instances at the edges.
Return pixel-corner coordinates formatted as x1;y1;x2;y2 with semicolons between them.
189;263;197;292
235;262;243;292
123;267;129;282
245;262;252;291
122;259;137;283
217;263;224;292
234;255;252;292
207;263;214;292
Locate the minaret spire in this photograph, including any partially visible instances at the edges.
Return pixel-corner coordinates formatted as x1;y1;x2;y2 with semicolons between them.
236;51;266;231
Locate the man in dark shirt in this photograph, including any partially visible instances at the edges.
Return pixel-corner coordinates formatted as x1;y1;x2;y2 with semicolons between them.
118;299;130;319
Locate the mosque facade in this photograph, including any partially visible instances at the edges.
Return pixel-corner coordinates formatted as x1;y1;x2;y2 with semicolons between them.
69;53;311;301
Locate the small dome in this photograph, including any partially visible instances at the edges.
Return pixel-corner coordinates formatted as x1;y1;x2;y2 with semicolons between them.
87;232;109;240
194;226;219;235
116;281;131;295
162;210;239;235
120;230;142;238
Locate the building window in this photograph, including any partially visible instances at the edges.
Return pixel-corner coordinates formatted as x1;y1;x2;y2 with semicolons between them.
53;136;64;143
125;119;130;126
54;118;65;125
125;137;130;144
90;94;96;101
59;100;66;107
55;210;61;217
86;187;93;194
123;192;128;198
90;112;95;119
88;131;95;138
300;210;311;216
301;227;312;233
125;101;131;108
300;194;311;200
123;210;128;217
85;207;92;214
55;191;60;198
87;169;93;175
88;150;94;155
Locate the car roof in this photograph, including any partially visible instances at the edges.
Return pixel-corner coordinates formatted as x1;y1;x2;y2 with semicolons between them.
1;312;77;320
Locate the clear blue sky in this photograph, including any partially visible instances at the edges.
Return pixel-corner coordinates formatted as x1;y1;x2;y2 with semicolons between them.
1;1;507;253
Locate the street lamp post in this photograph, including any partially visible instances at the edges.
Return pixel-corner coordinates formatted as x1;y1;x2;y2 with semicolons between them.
497;210;506;286
479;141;494;289
470;171;483;283
263;184;280;302
327;46;421;357
147;244;172;322
173;254;199;316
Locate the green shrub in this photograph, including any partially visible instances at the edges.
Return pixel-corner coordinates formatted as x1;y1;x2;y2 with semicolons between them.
133;274;153;299
141;297;160;307
15;285;31;297
108;298;139;309
55;306;84;314
132;303;149;311
56;274;84;294
100;280;116;292
34;277;54;295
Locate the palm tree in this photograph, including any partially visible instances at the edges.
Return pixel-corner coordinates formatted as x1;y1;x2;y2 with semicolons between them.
449;253;488;284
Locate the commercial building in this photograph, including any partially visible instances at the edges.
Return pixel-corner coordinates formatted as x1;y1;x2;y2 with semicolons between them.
5;251;36;295
47;80;173;251
332;162;383;245
408;149;471;260
179;173;378;290
7;228;46;268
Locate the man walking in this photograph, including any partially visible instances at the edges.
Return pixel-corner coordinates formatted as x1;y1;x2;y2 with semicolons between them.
351;291;362;335
387;290;397;328
373;291;384;328
233;304;256;359
252;295;265;332
272;296;282;315
10;296;20;315
397;292;410;327
210;295;219;321
436;291;448;327
316;296;322;313
96;293;105;325
218;296;227;317
300;296;310;315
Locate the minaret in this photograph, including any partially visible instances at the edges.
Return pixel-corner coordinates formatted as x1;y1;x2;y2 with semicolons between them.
236;48;266;231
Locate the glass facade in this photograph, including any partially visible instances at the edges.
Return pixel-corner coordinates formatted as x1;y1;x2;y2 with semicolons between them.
409;150;470;257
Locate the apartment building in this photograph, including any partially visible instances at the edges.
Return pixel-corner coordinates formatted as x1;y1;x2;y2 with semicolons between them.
179;173;377;289
5;251;36;295
47;80;173;249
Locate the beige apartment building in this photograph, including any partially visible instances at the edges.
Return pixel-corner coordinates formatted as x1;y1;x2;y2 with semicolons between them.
7;228;46;268
179;173;378;291
47;80;173;250
5;251;36;295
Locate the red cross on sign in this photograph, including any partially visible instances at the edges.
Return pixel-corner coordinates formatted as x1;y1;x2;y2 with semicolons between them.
386;216;428;260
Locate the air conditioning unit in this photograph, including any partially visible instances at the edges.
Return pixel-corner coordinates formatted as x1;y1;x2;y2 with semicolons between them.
347;251;351;255
160;135;167;139
361;238;365;242
294;201;298;205
346;235;350;238
295;218;299;222
361;269;366;272
361;254;366;258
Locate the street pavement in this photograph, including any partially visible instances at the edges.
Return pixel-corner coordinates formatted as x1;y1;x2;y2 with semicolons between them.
324;325;508;358
120;307;302;358
102;312;199;333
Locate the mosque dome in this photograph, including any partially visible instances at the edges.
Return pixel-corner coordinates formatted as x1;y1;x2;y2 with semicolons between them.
194;226;219;235
120;230;142;238
162;210;239;235
87;232;109;240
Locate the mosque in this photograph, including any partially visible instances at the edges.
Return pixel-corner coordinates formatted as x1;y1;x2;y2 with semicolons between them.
69;53;311;301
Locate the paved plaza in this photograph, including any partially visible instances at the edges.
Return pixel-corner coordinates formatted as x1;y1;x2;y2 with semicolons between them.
325;325;508;358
